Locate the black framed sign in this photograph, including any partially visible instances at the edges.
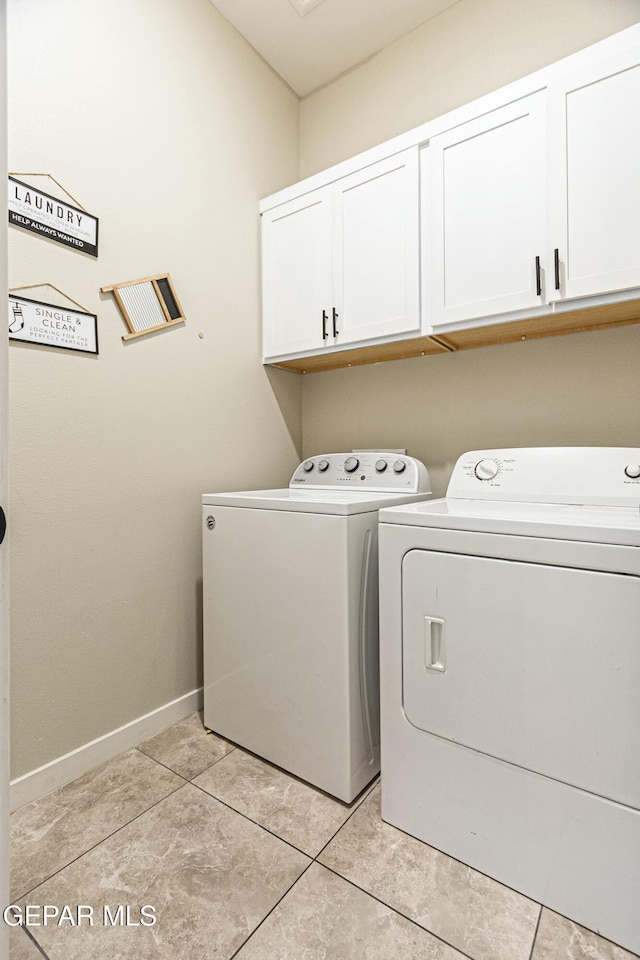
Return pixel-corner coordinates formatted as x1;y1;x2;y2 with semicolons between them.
8;176;99;257
8;295;99;355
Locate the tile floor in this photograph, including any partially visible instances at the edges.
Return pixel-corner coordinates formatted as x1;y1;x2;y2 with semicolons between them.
8;712;639;960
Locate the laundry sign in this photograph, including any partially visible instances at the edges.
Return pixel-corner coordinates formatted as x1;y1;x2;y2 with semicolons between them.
8;176;99;257
8;294;98;355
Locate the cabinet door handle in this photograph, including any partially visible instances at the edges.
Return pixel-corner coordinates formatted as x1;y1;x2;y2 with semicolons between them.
322;310;329;340
535;256;542;297
554;248;561;291
332;307;339;337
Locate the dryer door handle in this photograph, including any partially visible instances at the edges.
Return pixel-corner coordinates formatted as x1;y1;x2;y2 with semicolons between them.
425;617;446;672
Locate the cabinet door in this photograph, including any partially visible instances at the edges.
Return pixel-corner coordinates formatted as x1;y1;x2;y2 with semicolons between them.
333;149;420;345
262;188;333;359
548;48;640;302
428;92;547;328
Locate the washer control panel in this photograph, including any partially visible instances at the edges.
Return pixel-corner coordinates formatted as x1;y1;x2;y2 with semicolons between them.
291;453;431;493
447;447;640;506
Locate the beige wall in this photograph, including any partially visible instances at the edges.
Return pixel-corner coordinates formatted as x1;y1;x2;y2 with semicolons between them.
299;0;640;485
302;326;640;498
8;0;301;778
300;0;640;176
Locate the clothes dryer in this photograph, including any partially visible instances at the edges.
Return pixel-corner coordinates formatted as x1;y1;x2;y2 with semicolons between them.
202;452;431;802
378;447;640;953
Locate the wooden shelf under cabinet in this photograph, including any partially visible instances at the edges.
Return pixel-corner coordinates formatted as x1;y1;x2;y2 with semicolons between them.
267;335;451;373
266;298;640;374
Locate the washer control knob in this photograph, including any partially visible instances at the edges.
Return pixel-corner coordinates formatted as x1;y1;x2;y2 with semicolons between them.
318;459;330;472
475;459;499;481
303;460;314;473
344;456;359;473
375;459;388;473
393;460;406;474
624;463;640;479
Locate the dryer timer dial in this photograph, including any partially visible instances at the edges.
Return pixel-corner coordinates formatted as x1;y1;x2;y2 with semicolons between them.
475;459;499;481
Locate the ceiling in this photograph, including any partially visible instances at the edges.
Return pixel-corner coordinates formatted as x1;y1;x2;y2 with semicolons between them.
209;0;460;97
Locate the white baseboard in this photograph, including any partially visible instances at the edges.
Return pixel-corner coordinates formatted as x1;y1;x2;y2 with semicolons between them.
10;688;203;812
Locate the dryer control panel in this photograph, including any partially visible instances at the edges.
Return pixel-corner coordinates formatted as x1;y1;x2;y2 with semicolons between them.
290;453;431;494
448;447;640;506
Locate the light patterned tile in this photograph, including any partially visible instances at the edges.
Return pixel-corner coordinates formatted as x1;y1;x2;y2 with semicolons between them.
532;909;639;960
235;862;467;960
9;923;47;959
193;747;372;856
137;710;234;779
18;783;309;959
318;785;539;960
10;749;182;900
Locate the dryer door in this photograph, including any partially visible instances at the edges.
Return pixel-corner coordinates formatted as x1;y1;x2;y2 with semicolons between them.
401;549;640;808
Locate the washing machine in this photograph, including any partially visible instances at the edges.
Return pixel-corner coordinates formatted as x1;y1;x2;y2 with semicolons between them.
378;447;640;954
202;452;431;803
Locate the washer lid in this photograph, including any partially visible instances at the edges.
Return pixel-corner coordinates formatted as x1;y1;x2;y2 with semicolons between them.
379;497;640;545
202;452;432;515
202;488;432;516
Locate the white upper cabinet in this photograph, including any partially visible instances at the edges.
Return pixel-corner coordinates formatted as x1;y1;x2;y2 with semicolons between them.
262;147;420;360
261;25;640;371
261;188;333;359
334;151;420;346
548;47;640;303
427;91;548;329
